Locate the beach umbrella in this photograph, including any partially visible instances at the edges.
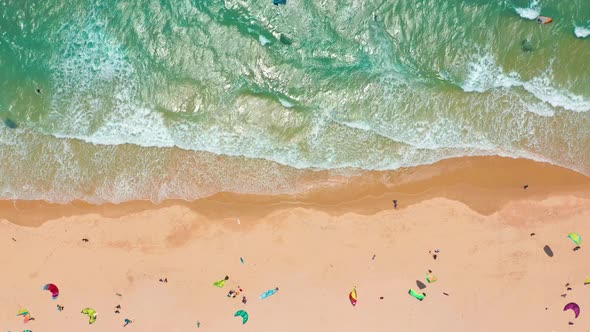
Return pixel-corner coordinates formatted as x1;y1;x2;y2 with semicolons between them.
349;287;357;306
408;289;425;301
17;309;32;323
213;276;229;288
234;310;249;324
426;273;438;283
563;302;580;318
260;287;279;299
568;233;582;245
81;308;97;324
43;283;59;300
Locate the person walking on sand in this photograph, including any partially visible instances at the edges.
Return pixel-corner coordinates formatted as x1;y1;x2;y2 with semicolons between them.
392;200;398;208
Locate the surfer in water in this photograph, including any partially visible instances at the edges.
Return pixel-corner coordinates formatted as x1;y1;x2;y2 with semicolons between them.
536;16;553;24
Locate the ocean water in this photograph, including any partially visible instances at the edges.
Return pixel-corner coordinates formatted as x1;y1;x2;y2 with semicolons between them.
0;0;589;203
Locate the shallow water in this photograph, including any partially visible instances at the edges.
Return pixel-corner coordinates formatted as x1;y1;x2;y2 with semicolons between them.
0;0;589;202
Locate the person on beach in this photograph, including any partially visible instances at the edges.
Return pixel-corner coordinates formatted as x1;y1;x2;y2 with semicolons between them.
57;304;64;311
242;296;247;304
392;200;398;208
523;184;528;189
430;250;439;260
124;318;133;327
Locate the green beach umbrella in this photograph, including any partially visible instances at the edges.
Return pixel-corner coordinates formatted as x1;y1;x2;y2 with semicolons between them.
408;289;425;301
234;310;248;324
568;233;582;245
213;276;229;288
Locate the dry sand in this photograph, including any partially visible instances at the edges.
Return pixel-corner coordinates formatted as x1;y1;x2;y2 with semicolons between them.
1;156;589;331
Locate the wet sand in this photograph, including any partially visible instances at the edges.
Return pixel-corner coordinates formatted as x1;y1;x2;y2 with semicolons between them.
0;156;589;331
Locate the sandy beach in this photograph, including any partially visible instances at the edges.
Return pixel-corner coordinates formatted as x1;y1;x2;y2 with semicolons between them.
1;156;590;332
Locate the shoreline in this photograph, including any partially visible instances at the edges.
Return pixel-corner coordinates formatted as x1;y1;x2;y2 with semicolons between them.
1;155;589;331
2;155;589;227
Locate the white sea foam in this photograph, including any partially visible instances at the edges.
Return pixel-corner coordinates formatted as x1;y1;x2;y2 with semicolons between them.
523;73;590;112
461;54;520;93
574;25;590;38
515;0;541;20
460;54;590;112
259;35;271;46
278;98;294;108
525;102;555;117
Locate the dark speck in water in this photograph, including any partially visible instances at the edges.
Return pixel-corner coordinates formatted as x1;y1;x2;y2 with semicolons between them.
4;118;17;129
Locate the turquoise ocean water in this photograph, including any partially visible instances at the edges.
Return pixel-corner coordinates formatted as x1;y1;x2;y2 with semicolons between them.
0;0;589;203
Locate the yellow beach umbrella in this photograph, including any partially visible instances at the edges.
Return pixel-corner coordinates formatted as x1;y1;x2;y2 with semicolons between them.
568;233;582;245
426;272;438;283
81;308;97;324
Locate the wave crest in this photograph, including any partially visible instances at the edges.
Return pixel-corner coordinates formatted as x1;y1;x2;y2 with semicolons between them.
515;0;541;20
